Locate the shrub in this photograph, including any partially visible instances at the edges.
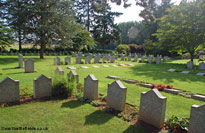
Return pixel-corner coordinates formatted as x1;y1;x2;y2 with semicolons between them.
128;44;143;53
115;44;130;54
166;115;189;132
52;76;74;99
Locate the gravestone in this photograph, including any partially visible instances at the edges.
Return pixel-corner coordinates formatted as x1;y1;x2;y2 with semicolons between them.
139;89;167;128
84;74;98;100
188;104;205;133
55;67;64;75
25;59;34;73
199;63;205;70
106;80;127;111
67;66;76;69
134;55;138;62
168;69;177;72
141;56;145;63
18;54;23;68
156;57;161;64
196;73;205;76
121;55;125;61
102;65;109;67
128;55;131;61
81;66;89;69
92;65;100;68
0;77;20;103
11;51;13;56
148;56;153;64
94;56;100;63
67;70;79;83
181;71;191;74
111;56;115;63
187;61;193;69
64;56;71;65
76;56;81;64
34;75;52;99
85;56;91;64
54;56;61;65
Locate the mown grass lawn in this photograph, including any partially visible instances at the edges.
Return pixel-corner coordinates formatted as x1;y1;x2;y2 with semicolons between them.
0;99;143;133
0;56;204;119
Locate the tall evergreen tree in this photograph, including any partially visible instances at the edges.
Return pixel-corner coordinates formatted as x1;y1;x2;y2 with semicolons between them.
91;2;122;50
1;0;30;52
27;0;79;58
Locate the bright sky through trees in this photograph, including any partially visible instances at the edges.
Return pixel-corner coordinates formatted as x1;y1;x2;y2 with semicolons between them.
110;0;182;23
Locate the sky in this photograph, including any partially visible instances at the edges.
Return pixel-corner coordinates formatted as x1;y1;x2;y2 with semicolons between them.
110;0;182;24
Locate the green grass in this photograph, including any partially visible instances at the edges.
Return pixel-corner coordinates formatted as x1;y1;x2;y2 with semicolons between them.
0;55;204;119
0;99;143;133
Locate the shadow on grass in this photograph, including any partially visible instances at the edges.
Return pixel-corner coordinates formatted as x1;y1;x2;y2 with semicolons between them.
0;57;17;65
123;120;160;133
84;110;114;125
0;57;51;65
123;125;146;133
130;63;205;83
61;100;85;109
7;72;25;75
2;67;19;70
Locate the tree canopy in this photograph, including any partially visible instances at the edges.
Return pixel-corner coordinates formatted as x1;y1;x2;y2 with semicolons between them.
154;0;205;61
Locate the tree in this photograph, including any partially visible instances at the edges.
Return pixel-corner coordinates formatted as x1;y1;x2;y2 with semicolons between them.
27;0;79;58
0;21;14;51
1;0;30;52
142;39;155;54
71;30;95;51
154;0;205;62
91;2;122;51
72;0;102;31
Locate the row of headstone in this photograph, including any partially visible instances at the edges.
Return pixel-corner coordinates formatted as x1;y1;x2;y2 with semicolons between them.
0;69;80;104
55;67;79;84
83;76;204;131
54;56;71;65
18;55;35;73
0;75;52;103
187;61;205;70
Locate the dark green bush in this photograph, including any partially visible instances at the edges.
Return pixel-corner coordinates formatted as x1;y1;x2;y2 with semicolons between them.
52;76;75;99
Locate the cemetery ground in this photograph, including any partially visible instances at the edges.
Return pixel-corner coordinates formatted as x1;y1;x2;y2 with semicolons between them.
0;55;204;132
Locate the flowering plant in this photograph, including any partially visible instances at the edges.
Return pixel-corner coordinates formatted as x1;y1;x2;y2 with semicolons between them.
151;83;173;91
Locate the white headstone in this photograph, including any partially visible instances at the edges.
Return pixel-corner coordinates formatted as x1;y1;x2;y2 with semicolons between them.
0;77;20;103
106;80;127;111
18;54;23;68
25;59;34;73
34;75;52;99
139;89;167;128
84;74;98;100
188;104;205;133
55;67;64;75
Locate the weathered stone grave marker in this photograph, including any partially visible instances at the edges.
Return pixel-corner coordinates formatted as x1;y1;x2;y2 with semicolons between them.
34;75;52;99
188;104;205;133
25;59;34;73
84;74;98;100
106;80;127;111
139;89;167;128
0;77;20;103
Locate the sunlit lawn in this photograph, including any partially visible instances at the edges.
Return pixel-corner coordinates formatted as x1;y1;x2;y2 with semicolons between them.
0;55;204;119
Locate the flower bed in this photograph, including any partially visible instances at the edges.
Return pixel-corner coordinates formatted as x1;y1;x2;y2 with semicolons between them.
151;84;173;91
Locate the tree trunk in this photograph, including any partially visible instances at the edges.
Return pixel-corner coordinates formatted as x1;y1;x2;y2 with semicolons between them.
87;0;90;31
40;43;45;59
190;52;194;62
18;29;22;52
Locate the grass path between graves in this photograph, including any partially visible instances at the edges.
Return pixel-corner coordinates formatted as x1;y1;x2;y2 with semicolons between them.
0;99;144;133
0;56;204;118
